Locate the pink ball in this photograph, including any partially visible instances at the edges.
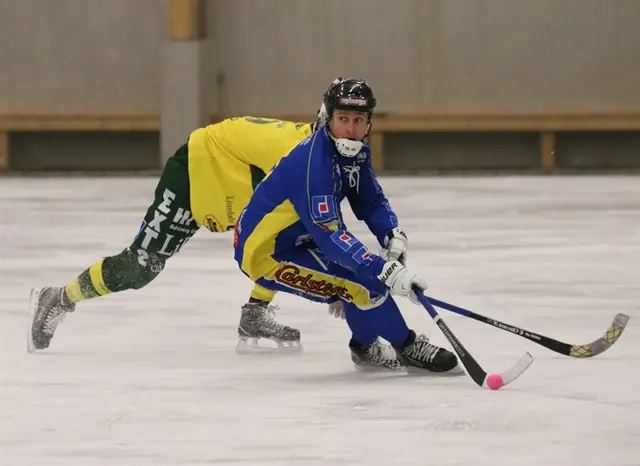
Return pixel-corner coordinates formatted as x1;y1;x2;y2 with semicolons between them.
486;373;504;390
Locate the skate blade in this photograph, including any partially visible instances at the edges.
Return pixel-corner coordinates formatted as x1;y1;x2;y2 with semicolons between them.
235;337;303;355
353;363;405;373
27;288;42;354
405;364;467;377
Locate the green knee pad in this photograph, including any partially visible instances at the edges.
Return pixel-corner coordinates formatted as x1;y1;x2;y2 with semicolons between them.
102;248;166;292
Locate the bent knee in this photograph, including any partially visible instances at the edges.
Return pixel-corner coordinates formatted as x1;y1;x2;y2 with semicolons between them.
103;248;166;292
130;249;165;289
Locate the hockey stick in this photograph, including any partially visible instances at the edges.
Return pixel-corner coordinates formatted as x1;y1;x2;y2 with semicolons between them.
413;287;533;390
426;295;630;358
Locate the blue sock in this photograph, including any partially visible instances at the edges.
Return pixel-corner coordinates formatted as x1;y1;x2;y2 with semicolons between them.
344;302;378;345
344;294;411;346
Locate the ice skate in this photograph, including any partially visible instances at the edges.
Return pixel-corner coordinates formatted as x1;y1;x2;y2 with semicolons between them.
394;330;458;373
349;338;404;371
27;287;76;353
236;301;302;354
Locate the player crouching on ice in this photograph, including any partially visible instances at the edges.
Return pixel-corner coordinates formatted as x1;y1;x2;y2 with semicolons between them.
234;78;458;373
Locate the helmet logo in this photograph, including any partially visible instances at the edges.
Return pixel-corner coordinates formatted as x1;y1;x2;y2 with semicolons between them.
339;96;368;107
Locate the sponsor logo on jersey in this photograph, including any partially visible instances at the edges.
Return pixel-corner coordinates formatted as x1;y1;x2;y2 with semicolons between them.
352;246;373;265
204;214;234;233
134;188;195;259
339;96;368;107
311;195;337;222
274;264;354;301
173;207;194;227
330;230;358;251
204;214;221;232
225;196;235;224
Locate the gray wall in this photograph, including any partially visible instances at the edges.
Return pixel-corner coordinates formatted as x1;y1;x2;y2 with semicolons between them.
0;0;166;115
1;0;639;117
210;0;640;115
1;0;639;171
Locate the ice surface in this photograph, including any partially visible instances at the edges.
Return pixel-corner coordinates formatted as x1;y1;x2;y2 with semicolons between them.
1;175;638;466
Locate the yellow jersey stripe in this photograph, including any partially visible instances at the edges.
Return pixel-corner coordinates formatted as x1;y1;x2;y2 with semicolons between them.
241;199;300;281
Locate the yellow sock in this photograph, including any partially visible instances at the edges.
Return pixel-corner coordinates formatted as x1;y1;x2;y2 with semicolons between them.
65;259;112;303
249;284;277;303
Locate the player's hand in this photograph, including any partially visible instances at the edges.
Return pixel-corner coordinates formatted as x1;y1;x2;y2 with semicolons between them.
327;301;345;320
381;227;407;265
377;260;427;305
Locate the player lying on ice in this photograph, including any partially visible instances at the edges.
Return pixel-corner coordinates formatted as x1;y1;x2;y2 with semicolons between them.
234;77;459;372
27;114;318;353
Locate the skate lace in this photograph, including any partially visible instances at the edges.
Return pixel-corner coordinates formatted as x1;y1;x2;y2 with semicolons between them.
43;306;66;336
261;305;285;330
405;334;440;363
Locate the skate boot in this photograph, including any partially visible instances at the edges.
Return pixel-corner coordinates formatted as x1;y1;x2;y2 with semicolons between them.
28;287;76;353
394;330;458;373
236;300;302;354
349;338;404;371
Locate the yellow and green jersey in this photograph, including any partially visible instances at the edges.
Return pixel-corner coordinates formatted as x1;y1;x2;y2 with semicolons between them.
187;116;313;232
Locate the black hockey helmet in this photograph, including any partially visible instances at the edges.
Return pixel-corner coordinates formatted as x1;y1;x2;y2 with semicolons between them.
316;77;378;157
316;78;377;129
324;78;377;116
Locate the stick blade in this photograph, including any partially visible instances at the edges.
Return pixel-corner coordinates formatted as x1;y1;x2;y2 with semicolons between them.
491;352;535;388
569;313;630;358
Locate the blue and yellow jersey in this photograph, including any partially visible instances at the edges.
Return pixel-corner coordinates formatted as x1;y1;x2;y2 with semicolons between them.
186;117;313;232
235;126;399;283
